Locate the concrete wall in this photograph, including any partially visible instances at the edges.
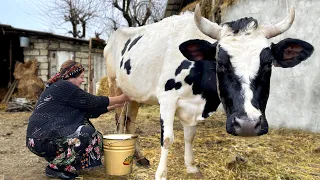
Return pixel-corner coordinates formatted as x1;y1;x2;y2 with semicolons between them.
23;37;105;91
222;0;320;132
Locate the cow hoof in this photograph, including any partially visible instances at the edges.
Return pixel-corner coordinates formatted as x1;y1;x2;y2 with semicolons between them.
186;166;199;173
136;157;150;167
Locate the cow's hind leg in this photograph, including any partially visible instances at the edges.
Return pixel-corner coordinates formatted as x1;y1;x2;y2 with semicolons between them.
155;98;177;180
125;101;150;166
183;125;199;173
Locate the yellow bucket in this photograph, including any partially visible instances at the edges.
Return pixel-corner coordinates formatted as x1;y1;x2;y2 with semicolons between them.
103;134;137;175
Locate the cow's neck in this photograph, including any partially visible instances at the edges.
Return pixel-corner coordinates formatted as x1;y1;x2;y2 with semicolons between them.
186;60;221;118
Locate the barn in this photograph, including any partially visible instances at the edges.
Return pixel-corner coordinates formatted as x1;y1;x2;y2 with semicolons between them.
0;24;106;103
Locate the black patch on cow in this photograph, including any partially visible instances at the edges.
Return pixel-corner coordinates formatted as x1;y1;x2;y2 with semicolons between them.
216;47;244;117
165;79;182;91
224;17;258;34
124;59;132;75
160;116;164;147
122;39;131;55
248;48;272;135
251;48;273;113
128;35;143;51
120;58;124;68
175;60;192;76
183;60;220;118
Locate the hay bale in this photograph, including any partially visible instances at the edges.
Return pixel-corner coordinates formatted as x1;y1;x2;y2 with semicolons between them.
180;0;238;13
97;76;109;96
13;59;44;100
13;59;38;79
180;0;238;23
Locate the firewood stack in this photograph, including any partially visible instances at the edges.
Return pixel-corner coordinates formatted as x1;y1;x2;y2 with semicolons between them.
6;98;34;112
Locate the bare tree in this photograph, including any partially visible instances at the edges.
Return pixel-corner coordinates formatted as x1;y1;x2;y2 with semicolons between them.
24;0;165;39
25;0;103;38
102;0;165;29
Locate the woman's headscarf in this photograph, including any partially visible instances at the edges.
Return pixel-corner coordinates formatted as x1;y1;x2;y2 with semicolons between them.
46;60;84;87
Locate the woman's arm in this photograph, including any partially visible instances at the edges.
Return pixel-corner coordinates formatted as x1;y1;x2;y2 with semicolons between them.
108;94;130;106
67;88;130;110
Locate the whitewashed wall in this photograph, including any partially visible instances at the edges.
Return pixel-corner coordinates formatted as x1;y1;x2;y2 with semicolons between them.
222;0;320;132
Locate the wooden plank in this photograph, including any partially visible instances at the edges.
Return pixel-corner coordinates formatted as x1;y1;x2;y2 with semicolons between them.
88;38;94;93
1;79;18;104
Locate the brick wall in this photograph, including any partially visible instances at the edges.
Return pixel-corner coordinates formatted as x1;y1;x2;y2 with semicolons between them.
23;37;104;91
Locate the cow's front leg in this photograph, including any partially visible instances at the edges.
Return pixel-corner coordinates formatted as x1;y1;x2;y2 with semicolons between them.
183;125;199;173
155;100;176;180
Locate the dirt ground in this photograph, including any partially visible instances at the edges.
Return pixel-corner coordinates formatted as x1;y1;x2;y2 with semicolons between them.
1;105;320;180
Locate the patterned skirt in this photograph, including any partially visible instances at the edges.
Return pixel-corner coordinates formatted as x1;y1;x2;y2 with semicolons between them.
26;125;103;172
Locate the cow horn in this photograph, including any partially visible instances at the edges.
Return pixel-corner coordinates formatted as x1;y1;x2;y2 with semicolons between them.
263;7;295;39
194;4;222;40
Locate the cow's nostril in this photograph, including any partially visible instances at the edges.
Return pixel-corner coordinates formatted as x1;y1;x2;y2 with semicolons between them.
255;117;262;129
233;117;241;129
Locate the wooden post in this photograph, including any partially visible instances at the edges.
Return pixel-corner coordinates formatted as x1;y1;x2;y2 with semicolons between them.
9;39;12;87
88;38;93;93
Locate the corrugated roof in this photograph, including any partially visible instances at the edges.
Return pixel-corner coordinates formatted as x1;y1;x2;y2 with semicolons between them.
164;0;197;18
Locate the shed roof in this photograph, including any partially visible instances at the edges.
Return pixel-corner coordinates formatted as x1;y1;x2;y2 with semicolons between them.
164;0;197;18
0;24;105;45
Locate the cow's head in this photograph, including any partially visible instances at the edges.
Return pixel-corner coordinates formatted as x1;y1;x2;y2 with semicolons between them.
179;5;314;137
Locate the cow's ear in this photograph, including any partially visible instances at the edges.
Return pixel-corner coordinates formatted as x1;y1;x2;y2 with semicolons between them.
271;38;314;68
179;39;217;61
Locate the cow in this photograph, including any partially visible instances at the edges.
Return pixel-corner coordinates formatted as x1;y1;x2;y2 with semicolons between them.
104;4;314;180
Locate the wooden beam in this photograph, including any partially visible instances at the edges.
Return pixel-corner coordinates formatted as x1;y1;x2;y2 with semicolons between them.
9;40;12;87
88;38;94;94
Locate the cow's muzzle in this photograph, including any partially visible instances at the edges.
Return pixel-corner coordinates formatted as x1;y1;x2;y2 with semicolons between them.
226;115;269;136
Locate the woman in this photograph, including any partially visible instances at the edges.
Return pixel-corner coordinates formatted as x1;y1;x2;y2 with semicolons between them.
26;60;129;179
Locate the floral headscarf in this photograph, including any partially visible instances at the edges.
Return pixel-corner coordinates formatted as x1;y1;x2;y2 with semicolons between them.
46;62;84;87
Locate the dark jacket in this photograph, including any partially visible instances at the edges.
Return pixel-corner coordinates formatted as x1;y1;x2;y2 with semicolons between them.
26;80;109;139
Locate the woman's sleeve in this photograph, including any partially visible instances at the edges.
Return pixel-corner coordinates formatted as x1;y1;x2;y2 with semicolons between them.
67;88;110;109
86;107;109;118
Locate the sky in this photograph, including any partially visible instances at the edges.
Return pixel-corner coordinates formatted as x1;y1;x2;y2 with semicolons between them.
0;0;103;38
0;0;168;40
0;0;52;32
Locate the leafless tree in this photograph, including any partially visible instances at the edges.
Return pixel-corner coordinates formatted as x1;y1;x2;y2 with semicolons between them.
102;0;165;29
25;0;104;38
24;0;165;39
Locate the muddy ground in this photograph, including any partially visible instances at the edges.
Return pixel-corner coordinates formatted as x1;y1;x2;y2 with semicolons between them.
0;105;320;180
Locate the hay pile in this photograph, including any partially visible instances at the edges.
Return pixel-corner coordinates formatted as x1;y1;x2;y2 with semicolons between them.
180;0;238;24
97;76;109;96
13;59;44;100
180;0;238;13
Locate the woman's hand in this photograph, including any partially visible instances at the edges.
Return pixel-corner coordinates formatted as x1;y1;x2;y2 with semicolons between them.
119;94;130;102
108;93;130;107
107;103;126;111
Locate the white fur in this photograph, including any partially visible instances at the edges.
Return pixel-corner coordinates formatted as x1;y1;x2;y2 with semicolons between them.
105;14;214;179
104;12;269;179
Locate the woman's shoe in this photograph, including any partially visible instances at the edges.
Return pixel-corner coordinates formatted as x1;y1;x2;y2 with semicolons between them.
45;166;78;179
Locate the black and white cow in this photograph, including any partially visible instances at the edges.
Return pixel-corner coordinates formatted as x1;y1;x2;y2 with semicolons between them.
104;4;313;180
